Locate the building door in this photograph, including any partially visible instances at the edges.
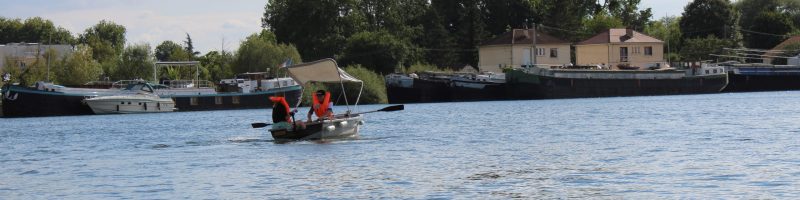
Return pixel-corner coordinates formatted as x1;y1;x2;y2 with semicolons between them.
620;47;629;62
522;48;532;66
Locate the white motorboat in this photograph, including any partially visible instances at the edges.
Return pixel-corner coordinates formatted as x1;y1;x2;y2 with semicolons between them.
83;83;176;114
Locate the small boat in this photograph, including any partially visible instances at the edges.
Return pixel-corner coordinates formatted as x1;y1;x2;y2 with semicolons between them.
268;58;367;141
83;83;176;114
270;114;363;141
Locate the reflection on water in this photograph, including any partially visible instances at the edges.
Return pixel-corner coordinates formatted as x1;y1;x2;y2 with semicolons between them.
1;91;800;198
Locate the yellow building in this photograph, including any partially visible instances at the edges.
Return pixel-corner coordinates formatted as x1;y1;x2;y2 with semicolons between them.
575;29;665;69
478;29;571;73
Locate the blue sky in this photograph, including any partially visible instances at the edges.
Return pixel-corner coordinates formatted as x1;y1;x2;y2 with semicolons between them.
0;0;693;54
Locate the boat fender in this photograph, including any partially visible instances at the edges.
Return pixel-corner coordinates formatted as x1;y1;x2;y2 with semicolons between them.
326;125;336;132
358;120;364;125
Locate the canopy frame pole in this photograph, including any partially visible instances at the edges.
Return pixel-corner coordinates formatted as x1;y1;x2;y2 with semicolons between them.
336;67;351;112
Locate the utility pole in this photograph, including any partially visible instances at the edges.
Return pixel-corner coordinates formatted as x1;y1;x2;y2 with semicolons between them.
46;34;51;82
532;22;537;66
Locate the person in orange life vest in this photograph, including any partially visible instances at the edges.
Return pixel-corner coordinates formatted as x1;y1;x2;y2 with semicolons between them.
307;90;334;123
269;96;304;130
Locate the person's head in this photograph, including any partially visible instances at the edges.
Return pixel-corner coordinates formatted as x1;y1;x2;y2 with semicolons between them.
269;95;284;107
315;90;326;98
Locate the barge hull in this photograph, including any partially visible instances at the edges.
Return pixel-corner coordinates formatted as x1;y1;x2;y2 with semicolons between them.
506;70;728;99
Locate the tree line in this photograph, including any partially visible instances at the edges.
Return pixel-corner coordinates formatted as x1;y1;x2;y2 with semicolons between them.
264;0;800;72
3;0;800;103
0;17;301;87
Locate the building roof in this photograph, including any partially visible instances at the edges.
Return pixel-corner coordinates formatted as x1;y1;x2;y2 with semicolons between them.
481;29;569;46
577;29;663;45
769;35;800;51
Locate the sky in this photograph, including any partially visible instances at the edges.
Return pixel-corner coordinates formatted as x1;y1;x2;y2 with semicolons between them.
0;0;693;55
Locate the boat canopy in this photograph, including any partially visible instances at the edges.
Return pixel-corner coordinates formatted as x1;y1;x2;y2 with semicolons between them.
286;58;362;85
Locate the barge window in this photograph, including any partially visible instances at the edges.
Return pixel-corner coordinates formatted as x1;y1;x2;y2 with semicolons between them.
215;96;223;105
232;96;240;104
190;97;198;106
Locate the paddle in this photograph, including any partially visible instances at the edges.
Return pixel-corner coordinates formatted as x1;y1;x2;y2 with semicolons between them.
348;104;404;115
251;123;272;128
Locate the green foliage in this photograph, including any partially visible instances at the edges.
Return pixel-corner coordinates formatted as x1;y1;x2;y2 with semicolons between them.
680;0;737;40
78;20;126;62
263;0;361;61
53;45;102;85
0;17;74;44
154;40;184;61
748;12;794;49
600;0;652;31
233;30;301;75
403;63;452;74
645;16;682;59
199;50;235;81
735;0;798;49
339;30;415;75
337;65;387;105
679;36;735;62
583;12;624;36
114;43;155;81
184;33;200;57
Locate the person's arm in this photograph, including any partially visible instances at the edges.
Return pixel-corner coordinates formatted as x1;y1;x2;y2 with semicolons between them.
307;108;313;122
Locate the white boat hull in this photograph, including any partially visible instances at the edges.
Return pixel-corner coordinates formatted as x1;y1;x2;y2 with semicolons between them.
84;95;176;114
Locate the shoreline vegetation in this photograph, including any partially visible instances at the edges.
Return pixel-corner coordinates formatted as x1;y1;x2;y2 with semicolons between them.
4;0;800;104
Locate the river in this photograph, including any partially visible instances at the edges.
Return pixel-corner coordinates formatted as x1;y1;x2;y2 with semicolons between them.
1;91;799;199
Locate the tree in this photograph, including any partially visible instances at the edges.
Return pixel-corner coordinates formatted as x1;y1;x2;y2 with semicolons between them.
583;12;625;36
199;50;235;81
645;16;683;61
680;0;737;40
233;30;302;75
53;45;102;85
154;40;184;61
599;0;652;31
735;0;799;48
263;0;361;61
114;43;155;81
0;17;74;44
418;7;460;68
339;30;414;74
680;36;735;62
78;20;126;62
747;12;794;49
184;33;200;57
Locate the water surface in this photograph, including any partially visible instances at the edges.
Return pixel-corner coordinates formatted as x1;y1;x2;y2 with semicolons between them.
1;91;799;198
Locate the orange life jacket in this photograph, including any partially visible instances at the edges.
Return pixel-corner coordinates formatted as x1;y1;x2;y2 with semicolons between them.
311;91;331;118
269;96;291;122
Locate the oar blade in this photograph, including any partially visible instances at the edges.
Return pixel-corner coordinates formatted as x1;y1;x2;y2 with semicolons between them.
378;105;404;112
251;123;271;128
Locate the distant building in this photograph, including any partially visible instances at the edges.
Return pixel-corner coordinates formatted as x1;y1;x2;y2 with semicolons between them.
0;43;73;73
575;29;664;69
478;29;571;73
763;35;800;64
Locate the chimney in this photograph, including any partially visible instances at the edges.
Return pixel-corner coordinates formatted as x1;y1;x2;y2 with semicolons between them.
626;29;634;38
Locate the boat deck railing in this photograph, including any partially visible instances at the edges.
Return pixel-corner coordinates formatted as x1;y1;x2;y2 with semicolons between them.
112;80;216;89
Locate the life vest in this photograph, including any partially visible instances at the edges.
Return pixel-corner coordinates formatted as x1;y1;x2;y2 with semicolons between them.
311;91;331;118
269;96;291;122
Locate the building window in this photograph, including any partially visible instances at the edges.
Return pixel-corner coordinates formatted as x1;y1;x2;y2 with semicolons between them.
550;48;558;58
232;96;240;104
536;48;545;56
644;46;653;56
215;96;223;105
633;47;641;54
190;97;199;106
